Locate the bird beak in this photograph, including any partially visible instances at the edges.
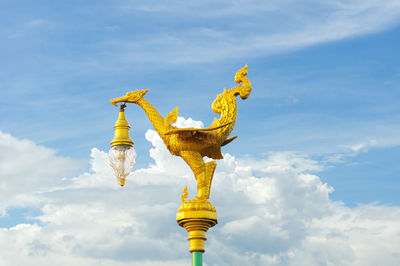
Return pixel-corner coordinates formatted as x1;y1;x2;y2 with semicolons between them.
110;95;129;107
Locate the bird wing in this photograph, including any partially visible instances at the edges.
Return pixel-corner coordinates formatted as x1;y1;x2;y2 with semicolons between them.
221;135;238;146
163;122;231;145
163;122;231;135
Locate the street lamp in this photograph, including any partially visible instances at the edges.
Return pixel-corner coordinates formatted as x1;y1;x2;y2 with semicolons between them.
109;65;252;266
109;103;136;186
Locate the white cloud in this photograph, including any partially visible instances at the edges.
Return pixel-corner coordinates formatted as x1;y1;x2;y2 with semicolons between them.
0;120;400;265
0;131;84;215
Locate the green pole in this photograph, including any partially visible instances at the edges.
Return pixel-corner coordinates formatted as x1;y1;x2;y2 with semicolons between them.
192;251;203;266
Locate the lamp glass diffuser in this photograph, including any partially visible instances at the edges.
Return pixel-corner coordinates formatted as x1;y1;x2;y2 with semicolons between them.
109;145;136;186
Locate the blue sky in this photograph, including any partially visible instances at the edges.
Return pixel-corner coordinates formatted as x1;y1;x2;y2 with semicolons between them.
1;1;400;265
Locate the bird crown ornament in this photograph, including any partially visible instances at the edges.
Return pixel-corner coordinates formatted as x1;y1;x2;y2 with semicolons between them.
109;64;252;254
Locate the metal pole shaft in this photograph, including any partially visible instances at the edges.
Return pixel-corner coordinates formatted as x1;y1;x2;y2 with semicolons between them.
192;251;203;266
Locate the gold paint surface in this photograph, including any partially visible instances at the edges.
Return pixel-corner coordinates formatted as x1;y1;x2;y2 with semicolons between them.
110;65;251;201
178;218;217;253
110;107;134;147
110;65;251;253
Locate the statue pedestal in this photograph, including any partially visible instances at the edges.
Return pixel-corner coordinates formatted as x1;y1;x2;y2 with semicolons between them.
177;199;217;253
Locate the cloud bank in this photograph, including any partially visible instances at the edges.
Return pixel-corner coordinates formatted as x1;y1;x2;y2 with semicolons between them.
0;119;400;265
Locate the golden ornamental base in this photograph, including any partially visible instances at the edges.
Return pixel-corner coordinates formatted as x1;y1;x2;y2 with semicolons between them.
177;199;217;253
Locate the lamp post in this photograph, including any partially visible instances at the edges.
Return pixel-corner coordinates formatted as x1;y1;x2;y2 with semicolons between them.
108;65;252;266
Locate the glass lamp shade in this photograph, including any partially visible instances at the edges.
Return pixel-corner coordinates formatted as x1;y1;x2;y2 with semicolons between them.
109;145;136;186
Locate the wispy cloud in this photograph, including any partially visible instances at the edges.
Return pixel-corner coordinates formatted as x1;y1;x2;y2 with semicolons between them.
106;0;400;65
